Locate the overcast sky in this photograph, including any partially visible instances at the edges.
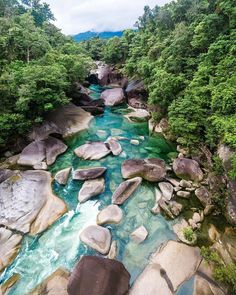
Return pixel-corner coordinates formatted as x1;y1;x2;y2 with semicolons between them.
44;0;171;35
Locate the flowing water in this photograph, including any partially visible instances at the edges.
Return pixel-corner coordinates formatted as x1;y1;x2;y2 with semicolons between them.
0;85;195;294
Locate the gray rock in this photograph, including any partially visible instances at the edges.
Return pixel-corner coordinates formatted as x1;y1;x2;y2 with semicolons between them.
0;228;22;273
169;201;183;217
112;177;142;205
130;240;201;295
0;170;67;235
80;225;111;254
97;205;123;225
173;219;197;245
0;169;16;184
44;137;67;165
158;182;174;201
125;108;150;123
130;139;140;145
180;179;193;188
78;178;105;203
195;186;212;207
158;199;175;219
55;167;71;185
101;88;124;106
73;167;107;181
74;142;111;160
177;191;191;198
121;158;166;182
173;158;204;182
130;226;148;244
33;162;48;170
106;138;122;156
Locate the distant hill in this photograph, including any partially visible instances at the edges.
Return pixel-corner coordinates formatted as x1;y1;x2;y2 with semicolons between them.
73;31;123;42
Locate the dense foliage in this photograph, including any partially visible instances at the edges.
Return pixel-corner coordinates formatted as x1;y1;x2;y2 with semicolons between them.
0;0;92;150
86;0;236;174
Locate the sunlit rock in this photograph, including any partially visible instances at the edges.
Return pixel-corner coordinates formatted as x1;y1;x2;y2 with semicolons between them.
101;88;124;106
173;158;204;182
158;182;174;201
125;108;150;123
106;137;122;156
97;204;123;225
55;167;71;185
74;142;111;160
78;178;105;203
130;226;148;244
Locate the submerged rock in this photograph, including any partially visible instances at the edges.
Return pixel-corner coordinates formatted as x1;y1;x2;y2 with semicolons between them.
97;205;123;225
130;226;148;244
101;88;124;106
78;178;105;203
80;225;111;254
55;167;71;185
130;240;201;295
121;158;166;182
173;158;204;182
74;142;111;160
112;177;142;205
106;138;122;156
68;256;130;295
73;167;107;180
0;170;67;235
0;228;22;273
29;268;70;295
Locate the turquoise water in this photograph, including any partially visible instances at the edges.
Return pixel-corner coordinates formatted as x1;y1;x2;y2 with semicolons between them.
0;85;191;294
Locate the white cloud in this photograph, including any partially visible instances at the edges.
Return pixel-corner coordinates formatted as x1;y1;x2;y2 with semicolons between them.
44;0;171;35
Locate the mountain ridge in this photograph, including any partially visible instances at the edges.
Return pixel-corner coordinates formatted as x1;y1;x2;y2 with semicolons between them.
73;30;123;42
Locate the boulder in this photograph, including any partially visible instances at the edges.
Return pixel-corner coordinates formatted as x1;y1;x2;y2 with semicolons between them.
29;104;93;140
74;142;111;160
55;167;71;185
112;177;142;205
33;162;48;170
121;158;166;182
125;80;146;98
0;169;16;184
17;137;67;167
128;97;147;109
130;240;201;295
106;138;122;156
73;167;107;180
0;170;67;234
158;182;174;201
177;191;191;198
158;199;175;219
29;268;70;295
169;201;183;217
67;256;130;295
195;186;212;207
80;225;111;254
173;219;197;245
101;88;124;106
130;226;148;244
124;108;150;123
173;158;204;182
78;178;105;203
180;179;193;188
97;205;123;225
0;228;22;273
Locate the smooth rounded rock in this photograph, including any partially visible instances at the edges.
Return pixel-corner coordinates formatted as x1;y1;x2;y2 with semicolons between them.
125;108;150;123
130;226;148;244
97;205;123;225
101;88;124;106
158;182;174;201
54;167;71;185
106;138;122;156
80;225;111;254
73;167;107;180
112;177;142;205
78;178;105;203
173;158;204;182
68;256;130;295
74;142;111;160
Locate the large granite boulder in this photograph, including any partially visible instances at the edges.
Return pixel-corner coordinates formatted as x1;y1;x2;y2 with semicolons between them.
173;158;204;182
97;205;123;225
73;167;107;180
195;186;212;207
0;228;22;273
158;182;174;201
112;177;142;205
80;225;111;254
101;88;124;106
0;169;16;184
55;167;71;185
121;158;166;182
125;80;146;98
74;142;111;160
78;178;105;203
17;137;67;167
0;170;67;235
29;268;70;295
29;104;93;140
130;241;201;295
67;256;130;295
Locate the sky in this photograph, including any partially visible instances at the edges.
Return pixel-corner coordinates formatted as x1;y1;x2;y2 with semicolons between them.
44;0;171;35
